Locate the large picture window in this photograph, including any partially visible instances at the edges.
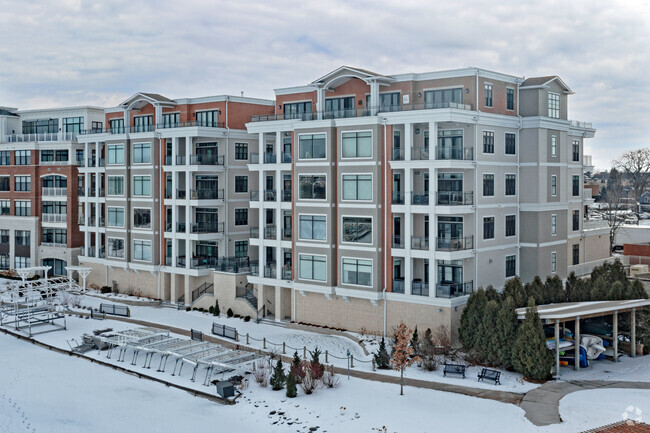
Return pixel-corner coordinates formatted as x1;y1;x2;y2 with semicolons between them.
299;175;326;199
196;110;219;127
342;258;372;286
134;209;151;229
107;238;125;258
107;176;124;196
299;254;326;281
63;117;84;134
133;240;152;261
107;144;124;165
299;134;326;159
342;175;372;200
342;131;372;158
299;215;326;240
133;176;151;196
342;217;372;243
133;142;151;164
424;88;462;109
107;207;125;227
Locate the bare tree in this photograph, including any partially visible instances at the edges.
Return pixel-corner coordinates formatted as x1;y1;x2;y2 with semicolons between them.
615;148;650;224
603;168;626;252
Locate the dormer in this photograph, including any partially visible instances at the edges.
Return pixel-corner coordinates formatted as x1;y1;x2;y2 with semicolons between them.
519;76;573;120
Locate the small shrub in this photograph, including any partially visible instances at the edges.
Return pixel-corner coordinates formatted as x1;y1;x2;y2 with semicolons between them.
321;364;339;388
374;338;391;369
252;360;269;387
270;360;286;391
214;300;220;316
244;316;251;322
209;306;214;314
286;372;297;398
100;286;111;294
227;308;234;318
298;361;319;394
234;314;241;318
185;306;191;312
291;351;303;384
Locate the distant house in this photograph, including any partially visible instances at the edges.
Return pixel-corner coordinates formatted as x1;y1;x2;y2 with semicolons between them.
641;191;650;205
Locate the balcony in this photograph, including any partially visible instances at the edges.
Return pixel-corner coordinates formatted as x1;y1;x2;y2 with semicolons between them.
40;159;69;166
250;226;259;238
86;158;105;167
264;226;277;239
190;154;224;166
393;278;405;294
86;217;105;227
177;190;186;199
436;146;473;161
282;152;292;163
156;121;225;130
282;267;292;280
176;222;186;233
41;242;67;248
264;190;276;201
282;227;292;240
190;189;224;200
42;214;67;223
392;192;404;205
250;261;259;276
436;281;474;298
250;190;259;201
42;187;67;197
436;236;474;251
282;189;291;202
3;131;77;143
84;246;105;258
412;192;430;205
176;155;186;165
264;264;277;279
437;191;474;206
392;148;405;161
411;147;429;160
411;236;429;250
411;280;429;296
264;152;277;164
190;222;224;234
392;235;404;249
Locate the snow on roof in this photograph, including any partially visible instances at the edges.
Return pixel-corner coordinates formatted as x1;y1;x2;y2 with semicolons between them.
515;299;650;321
581;420;650;433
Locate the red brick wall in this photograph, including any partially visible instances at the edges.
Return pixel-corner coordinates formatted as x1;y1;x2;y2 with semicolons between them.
624;243;650;257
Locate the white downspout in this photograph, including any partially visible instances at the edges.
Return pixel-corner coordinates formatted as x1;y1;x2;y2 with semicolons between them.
517;80;522;277
474;69;480;289
224;97;230;257
383;116;388;338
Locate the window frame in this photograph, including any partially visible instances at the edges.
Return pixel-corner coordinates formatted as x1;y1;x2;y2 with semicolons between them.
551;214;557;236
298;133;327;160
133;175;152;197
548;92;560;118
505;255;516;278
551;175;557;196
234;208;249;226
505;132;516;155
132;142;151;164
505;214;516;238
106;237;125;259
341;173;372;201
234;175;248;193
107;206;125;228
341;130;373;159
133;239;152;262
483;216;495;240
133;207;152;230
298;253;327;282
341;215;373;245
341;256;373;287
298;214;327;242
551;251;557;273
483;173;495;197
298;174;327;201
505;173;516;196
506;88;515;111
107;175;124;196
107;143;125;165
234;142;249;160
482;130;495;154
484;83;493;107
551;135;557;157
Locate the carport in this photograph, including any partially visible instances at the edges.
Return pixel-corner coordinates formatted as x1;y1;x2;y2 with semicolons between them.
515;299;650;378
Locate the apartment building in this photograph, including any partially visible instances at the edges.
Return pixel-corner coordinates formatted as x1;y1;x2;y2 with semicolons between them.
76;93;274;303
0;106;104;275
242;66;608;338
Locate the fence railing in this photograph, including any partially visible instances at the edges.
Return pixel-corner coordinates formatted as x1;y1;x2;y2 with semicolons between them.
190;328;204;341
212;323;238;340
437;191;474;206
99;303;130;317
42;187;67;196
436;236;474;251
436;281;474;298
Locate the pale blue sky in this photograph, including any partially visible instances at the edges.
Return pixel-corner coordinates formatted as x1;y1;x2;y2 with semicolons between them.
1;0;649;170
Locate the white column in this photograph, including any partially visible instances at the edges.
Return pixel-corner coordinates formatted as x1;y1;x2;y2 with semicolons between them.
83;143;91;254
428;121;437;161
404;123;412;161
185;136;191;270
613;311;619;362
369;81;380;115
172;137;178;166
275;131;281;162
574;316;581;371
631;308;637;358
404;167;413;295
123;109;129;132
428;122;437;296
154;105;162;127
316;86;325;120
275;285;283;322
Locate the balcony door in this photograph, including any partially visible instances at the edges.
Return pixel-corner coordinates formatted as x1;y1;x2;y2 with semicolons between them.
196;175;218;192
438;260;462;286
438;216;463;249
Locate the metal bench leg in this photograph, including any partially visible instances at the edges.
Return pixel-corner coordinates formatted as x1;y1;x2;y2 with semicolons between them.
203;366;213;386
172;358;180;376
178;361;185;376
191;365;199;382
158;354;166;372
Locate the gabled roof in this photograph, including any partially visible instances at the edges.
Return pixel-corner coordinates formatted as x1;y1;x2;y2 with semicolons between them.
521;76;573;94
119;92;176;110
311;66;394;90
312;66;387;85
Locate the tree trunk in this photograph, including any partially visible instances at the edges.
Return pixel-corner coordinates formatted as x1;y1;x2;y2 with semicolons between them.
400;369;404;395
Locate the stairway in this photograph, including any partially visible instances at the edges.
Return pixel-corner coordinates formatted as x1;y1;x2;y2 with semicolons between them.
243;289;258;310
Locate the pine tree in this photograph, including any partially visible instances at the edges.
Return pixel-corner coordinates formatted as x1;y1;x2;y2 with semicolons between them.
525;276;545;305
374;338;391;369
545;276;565;304
607;280;625;300
478;299;501;365
513;297;553;380
291;351;303;383
625;279;649;300
591;276;608;301
419;328;437;371
390;323;420;395
459;288;487;351
214;300;220;316
503;276;526;308
485;285;500;301
565;272;578;302
285;371;297;398
494;297;519;368
270;359;286;391
410;326;420;355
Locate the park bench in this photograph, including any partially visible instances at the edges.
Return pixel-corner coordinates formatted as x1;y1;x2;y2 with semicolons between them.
443;363;466;378
477;368;501;385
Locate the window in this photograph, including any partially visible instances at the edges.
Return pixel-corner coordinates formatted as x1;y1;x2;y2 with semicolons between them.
299;175;326;199
342;217;372;243
551;214;557;235
107;207;125;227
107;176;124;196
42;201;66;216
483;131;494;153
483;174;494;197
107;144;124;165
235;143;248;160
133;176;151;196
551;135;557;157
107;238;125;258
342;175;372;200
196;110;219;127
0;151;8;165
506;255;516;278
342;131;372;158
505;133;516;155
134;209;151;229
573;210;580;231
325;97;354;118
55;150;68;161
484;83;493;107
15;200;30;216
235;209;248;226
133;240;152;261
551;175;557;196
342;258;372;286
572;140;580;162
424;88;462;109
15;230;30;246
299;254;326;281
505;215;516;237
15;150;30;165
133;143;151;164
22;119;57;134
41;150;54;162
507;88;514;110
235;241;248;258
483;217;495;240
299;134;326;159
162;113;179;128
15;176;30;192
14;257;31;269
133;115;152;133
505;174;516;196
91;121;103;133
572;244;580;266
284;102;312;119
299;215;326;240
0;200;9;215
548;93;560;118
0;230;7;243
42;229;67;245
63;117;84;134
0;177;9;192
551;252;557;273
572;175;580;196
234;176;248;193
110;118;125;133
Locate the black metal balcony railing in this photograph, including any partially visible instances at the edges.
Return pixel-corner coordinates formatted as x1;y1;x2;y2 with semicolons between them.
411;147;429;160
264;190;276;201
392;192;404;205
412;192;430;205
282;189;291;202
250;261;259;276
436;236;474;251
392;148;405;161
393;278;405;293
191;222;224;234
250;190;259;201
177;222;186;233
177;190;186;199
190;255;249;271
282;268;292;280
437;191;474;206
412;280;429;296
190;189;224;200
78;122;226;135
190;154;225;166
437;281;474;298
250;226;259;238
264;265;276;279
264;226;277;239
392;235;404;249
411;236;429;250
156;121;225;129
436;146;473;161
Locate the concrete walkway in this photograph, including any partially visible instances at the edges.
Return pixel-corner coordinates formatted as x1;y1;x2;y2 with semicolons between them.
520;380;650;426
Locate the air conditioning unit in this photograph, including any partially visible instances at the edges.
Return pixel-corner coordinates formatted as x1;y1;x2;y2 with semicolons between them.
630;264;649;277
